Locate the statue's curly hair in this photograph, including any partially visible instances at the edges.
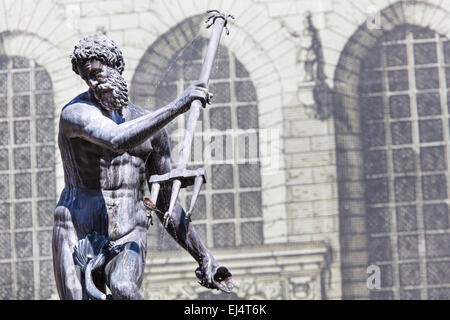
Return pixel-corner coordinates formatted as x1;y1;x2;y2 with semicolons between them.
71;34;125;75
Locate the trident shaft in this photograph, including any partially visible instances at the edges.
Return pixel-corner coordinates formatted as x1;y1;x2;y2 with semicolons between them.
149;10;234;227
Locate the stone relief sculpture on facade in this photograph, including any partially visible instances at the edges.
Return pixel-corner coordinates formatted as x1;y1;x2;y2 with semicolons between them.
52;11;234;300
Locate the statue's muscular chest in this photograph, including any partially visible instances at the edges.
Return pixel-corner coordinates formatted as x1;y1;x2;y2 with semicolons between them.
98;141;152;191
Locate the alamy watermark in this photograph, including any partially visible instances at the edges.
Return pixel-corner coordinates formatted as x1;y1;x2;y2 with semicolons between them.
367;265;381;290
366;6;382;30
167;120;282;175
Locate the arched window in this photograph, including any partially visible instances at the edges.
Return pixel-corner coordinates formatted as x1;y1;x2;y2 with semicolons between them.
360;25;450;299
0;55;56;299
130;21;263;252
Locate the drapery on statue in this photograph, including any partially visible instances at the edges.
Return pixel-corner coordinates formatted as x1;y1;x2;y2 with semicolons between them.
52;12;234;300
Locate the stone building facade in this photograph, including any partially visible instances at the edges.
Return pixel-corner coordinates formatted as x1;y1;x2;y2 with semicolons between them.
0;0;449;300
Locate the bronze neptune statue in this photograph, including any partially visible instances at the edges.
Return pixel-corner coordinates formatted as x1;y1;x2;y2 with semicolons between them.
52;11;234;300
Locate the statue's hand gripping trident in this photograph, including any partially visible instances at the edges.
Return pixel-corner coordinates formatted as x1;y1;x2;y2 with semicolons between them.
148;10;234;228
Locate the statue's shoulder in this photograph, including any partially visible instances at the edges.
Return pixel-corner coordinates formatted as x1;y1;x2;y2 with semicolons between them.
62;92;97;113
60;92;101;124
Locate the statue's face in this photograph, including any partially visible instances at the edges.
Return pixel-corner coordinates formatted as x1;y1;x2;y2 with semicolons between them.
77;59;128;112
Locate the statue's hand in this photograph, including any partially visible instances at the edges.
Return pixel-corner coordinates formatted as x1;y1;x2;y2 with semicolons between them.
179;82;212;111
195;254;233;293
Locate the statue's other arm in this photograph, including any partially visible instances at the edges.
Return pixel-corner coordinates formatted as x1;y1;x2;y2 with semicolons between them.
146;129;233;292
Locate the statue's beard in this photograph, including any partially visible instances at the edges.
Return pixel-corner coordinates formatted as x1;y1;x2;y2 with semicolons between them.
93;68;128;112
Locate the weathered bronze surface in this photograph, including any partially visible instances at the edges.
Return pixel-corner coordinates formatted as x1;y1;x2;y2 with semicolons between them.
52;12;233;300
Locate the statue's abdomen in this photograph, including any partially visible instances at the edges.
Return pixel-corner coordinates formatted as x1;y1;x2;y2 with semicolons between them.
100;152;148;240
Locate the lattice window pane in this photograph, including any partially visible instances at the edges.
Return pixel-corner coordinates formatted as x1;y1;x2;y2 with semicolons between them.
37;200;55;227
208;82;230;103
12;57;29;69
236;105;258;129
422;174;447;200
14;202;32;229
209;107;231;131
366;178;389;204
426;261;450;285
0;74;7;94
391;121;412;145
14;231;32;258
234;80;256;102
0;97;7;117
35;93;53;116
394;177;416;203
0;263;12;287
0;56;8;69
423;203;449;230
240;192;262;218
0;204;10;230
238;163;261;188
0;122;9;145
37;171;55;197
212;193;234;219
14;173;31;199
414;43;437;65
12;95;30;117
420;146;446;172
396;205;417;232
211;164;233;189
13;147;30;170
212;223;235;248
428;288;450;300
415;68;440;90
210;60;230;79
379;264;394;287
387;44;408;66
399;263;421;286
0;148;9;170
425;233;450;258
241;221;263;246
36;145;54;169
38;230;52;256
398;235;419;259
417;92;441;116
0;233;11;259
369;236;392;262
0;174;9;200
36;118;54;143
419;119;443;143
16;261;33;299
12;72;29;93
364;150;387;175
35;70;52;90
393;148;415;173
389;95;410;118
13;120;30;144
185;194;206;219
388;70;409;91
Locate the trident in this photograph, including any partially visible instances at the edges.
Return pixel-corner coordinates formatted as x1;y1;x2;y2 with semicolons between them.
149;10;234;227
